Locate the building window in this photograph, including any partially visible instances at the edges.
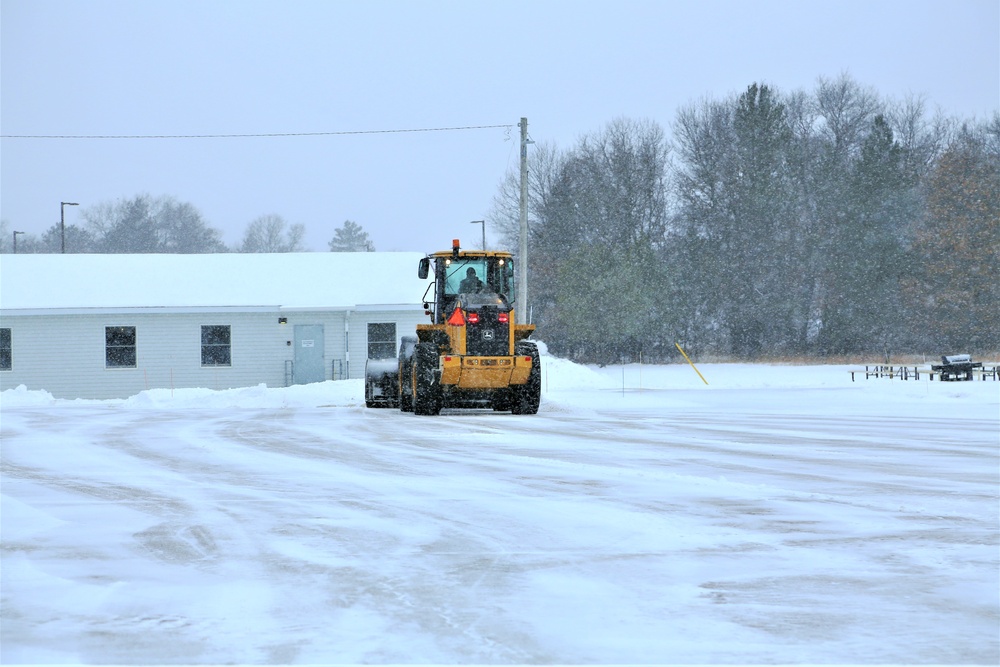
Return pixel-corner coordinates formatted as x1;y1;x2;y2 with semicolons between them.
367;322;396;359
106;326;136;368
0;328;10;371
201;325;232;367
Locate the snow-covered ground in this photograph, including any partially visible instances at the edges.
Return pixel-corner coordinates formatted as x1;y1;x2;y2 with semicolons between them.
2;349;998;664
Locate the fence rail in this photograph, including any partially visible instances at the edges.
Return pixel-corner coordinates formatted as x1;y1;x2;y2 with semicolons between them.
850;364;998;382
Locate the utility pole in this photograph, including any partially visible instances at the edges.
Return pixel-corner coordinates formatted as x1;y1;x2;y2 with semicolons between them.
60;201;79;253
518;117;529;324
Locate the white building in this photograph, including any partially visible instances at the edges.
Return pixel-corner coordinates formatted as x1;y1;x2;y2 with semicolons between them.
0;253;429;399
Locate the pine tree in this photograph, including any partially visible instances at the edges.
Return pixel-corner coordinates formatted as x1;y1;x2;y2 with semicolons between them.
328;220;375;252
98;196;160;253
817;115;909;356
80;195;225;254
156;198;226;253
41;223;96;253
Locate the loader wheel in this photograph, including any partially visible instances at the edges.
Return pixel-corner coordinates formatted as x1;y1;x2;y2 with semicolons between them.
398;337;416;412
412;342;442;416
511;342;540;415
400;370;414;412
491;389;512;412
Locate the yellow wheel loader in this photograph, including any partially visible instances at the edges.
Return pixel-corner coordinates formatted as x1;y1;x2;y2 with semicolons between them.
365;239;540;415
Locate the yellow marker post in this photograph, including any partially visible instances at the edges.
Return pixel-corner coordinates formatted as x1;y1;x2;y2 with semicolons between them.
675;342;709;385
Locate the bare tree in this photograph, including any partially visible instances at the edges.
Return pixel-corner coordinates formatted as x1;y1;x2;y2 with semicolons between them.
487;142;566;252
80;200;117;242
0;219;11;253
815;72;882;157
238;214;306;252
885;94;951;182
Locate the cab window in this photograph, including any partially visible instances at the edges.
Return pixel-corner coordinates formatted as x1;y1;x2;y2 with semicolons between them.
444;259;488;295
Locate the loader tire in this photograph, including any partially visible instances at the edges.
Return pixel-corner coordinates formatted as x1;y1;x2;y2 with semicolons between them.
511;342;540;415
412;342;442;416
490;389;512;412
398;336;416;412
400;371;414;412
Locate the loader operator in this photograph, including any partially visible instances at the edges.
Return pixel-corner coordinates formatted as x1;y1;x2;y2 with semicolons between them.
459;267;484;293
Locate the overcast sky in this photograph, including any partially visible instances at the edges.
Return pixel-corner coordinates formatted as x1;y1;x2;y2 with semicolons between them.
2;0;997;253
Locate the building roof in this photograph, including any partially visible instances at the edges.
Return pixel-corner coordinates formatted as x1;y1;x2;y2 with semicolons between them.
0;252;430;312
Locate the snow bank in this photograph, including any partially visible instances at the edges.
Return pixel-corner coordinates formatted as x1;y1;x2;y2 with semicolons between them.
0;384;58;407
2;346;997;411
535;341;619;391
0;384;117;408
0;380;366;411
119;380;365;410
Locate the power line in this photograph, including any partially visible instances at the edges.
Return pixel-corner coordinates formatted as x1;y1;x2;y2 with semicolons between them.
0;124;515;140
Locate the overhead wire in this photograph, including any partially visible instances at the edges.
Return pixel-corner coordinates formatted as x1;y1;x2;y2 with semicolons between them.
0;124;516;140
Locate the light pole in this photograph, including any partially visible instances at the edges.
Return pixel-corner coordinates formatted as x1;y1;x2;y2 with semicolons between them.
13;231;24;254
470;220;485;250
60;201;79;254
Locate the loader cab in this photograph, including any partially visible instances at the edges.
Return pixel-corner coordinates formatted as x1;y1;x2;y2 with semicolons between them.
419;245;516;325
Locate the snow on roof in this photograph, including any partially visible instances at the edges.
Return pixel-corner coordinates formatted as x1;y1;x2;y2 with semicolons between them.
0;252;430;311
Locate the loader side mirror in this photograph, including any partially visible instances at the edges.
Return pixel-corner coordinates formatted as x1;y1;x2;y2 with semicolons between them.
418;257;430;280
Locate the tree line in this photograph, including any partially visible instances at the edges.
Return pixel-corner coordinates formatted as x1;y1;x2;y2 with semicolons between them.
489;74;998;361
4;73;995;361
0;198;375;254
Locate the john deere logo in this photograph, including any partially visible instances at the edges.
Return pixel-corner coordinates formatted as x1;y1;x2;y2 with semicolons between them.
482;330;495;341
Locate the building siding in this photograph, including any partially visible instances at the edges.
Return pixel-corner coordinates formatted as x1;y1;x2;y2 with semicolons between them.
349;309;429;378
1;307;429;399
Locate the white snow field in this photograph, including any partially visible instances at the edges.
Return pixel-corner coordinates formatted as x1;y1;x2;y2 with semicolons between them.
2;351;998;665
